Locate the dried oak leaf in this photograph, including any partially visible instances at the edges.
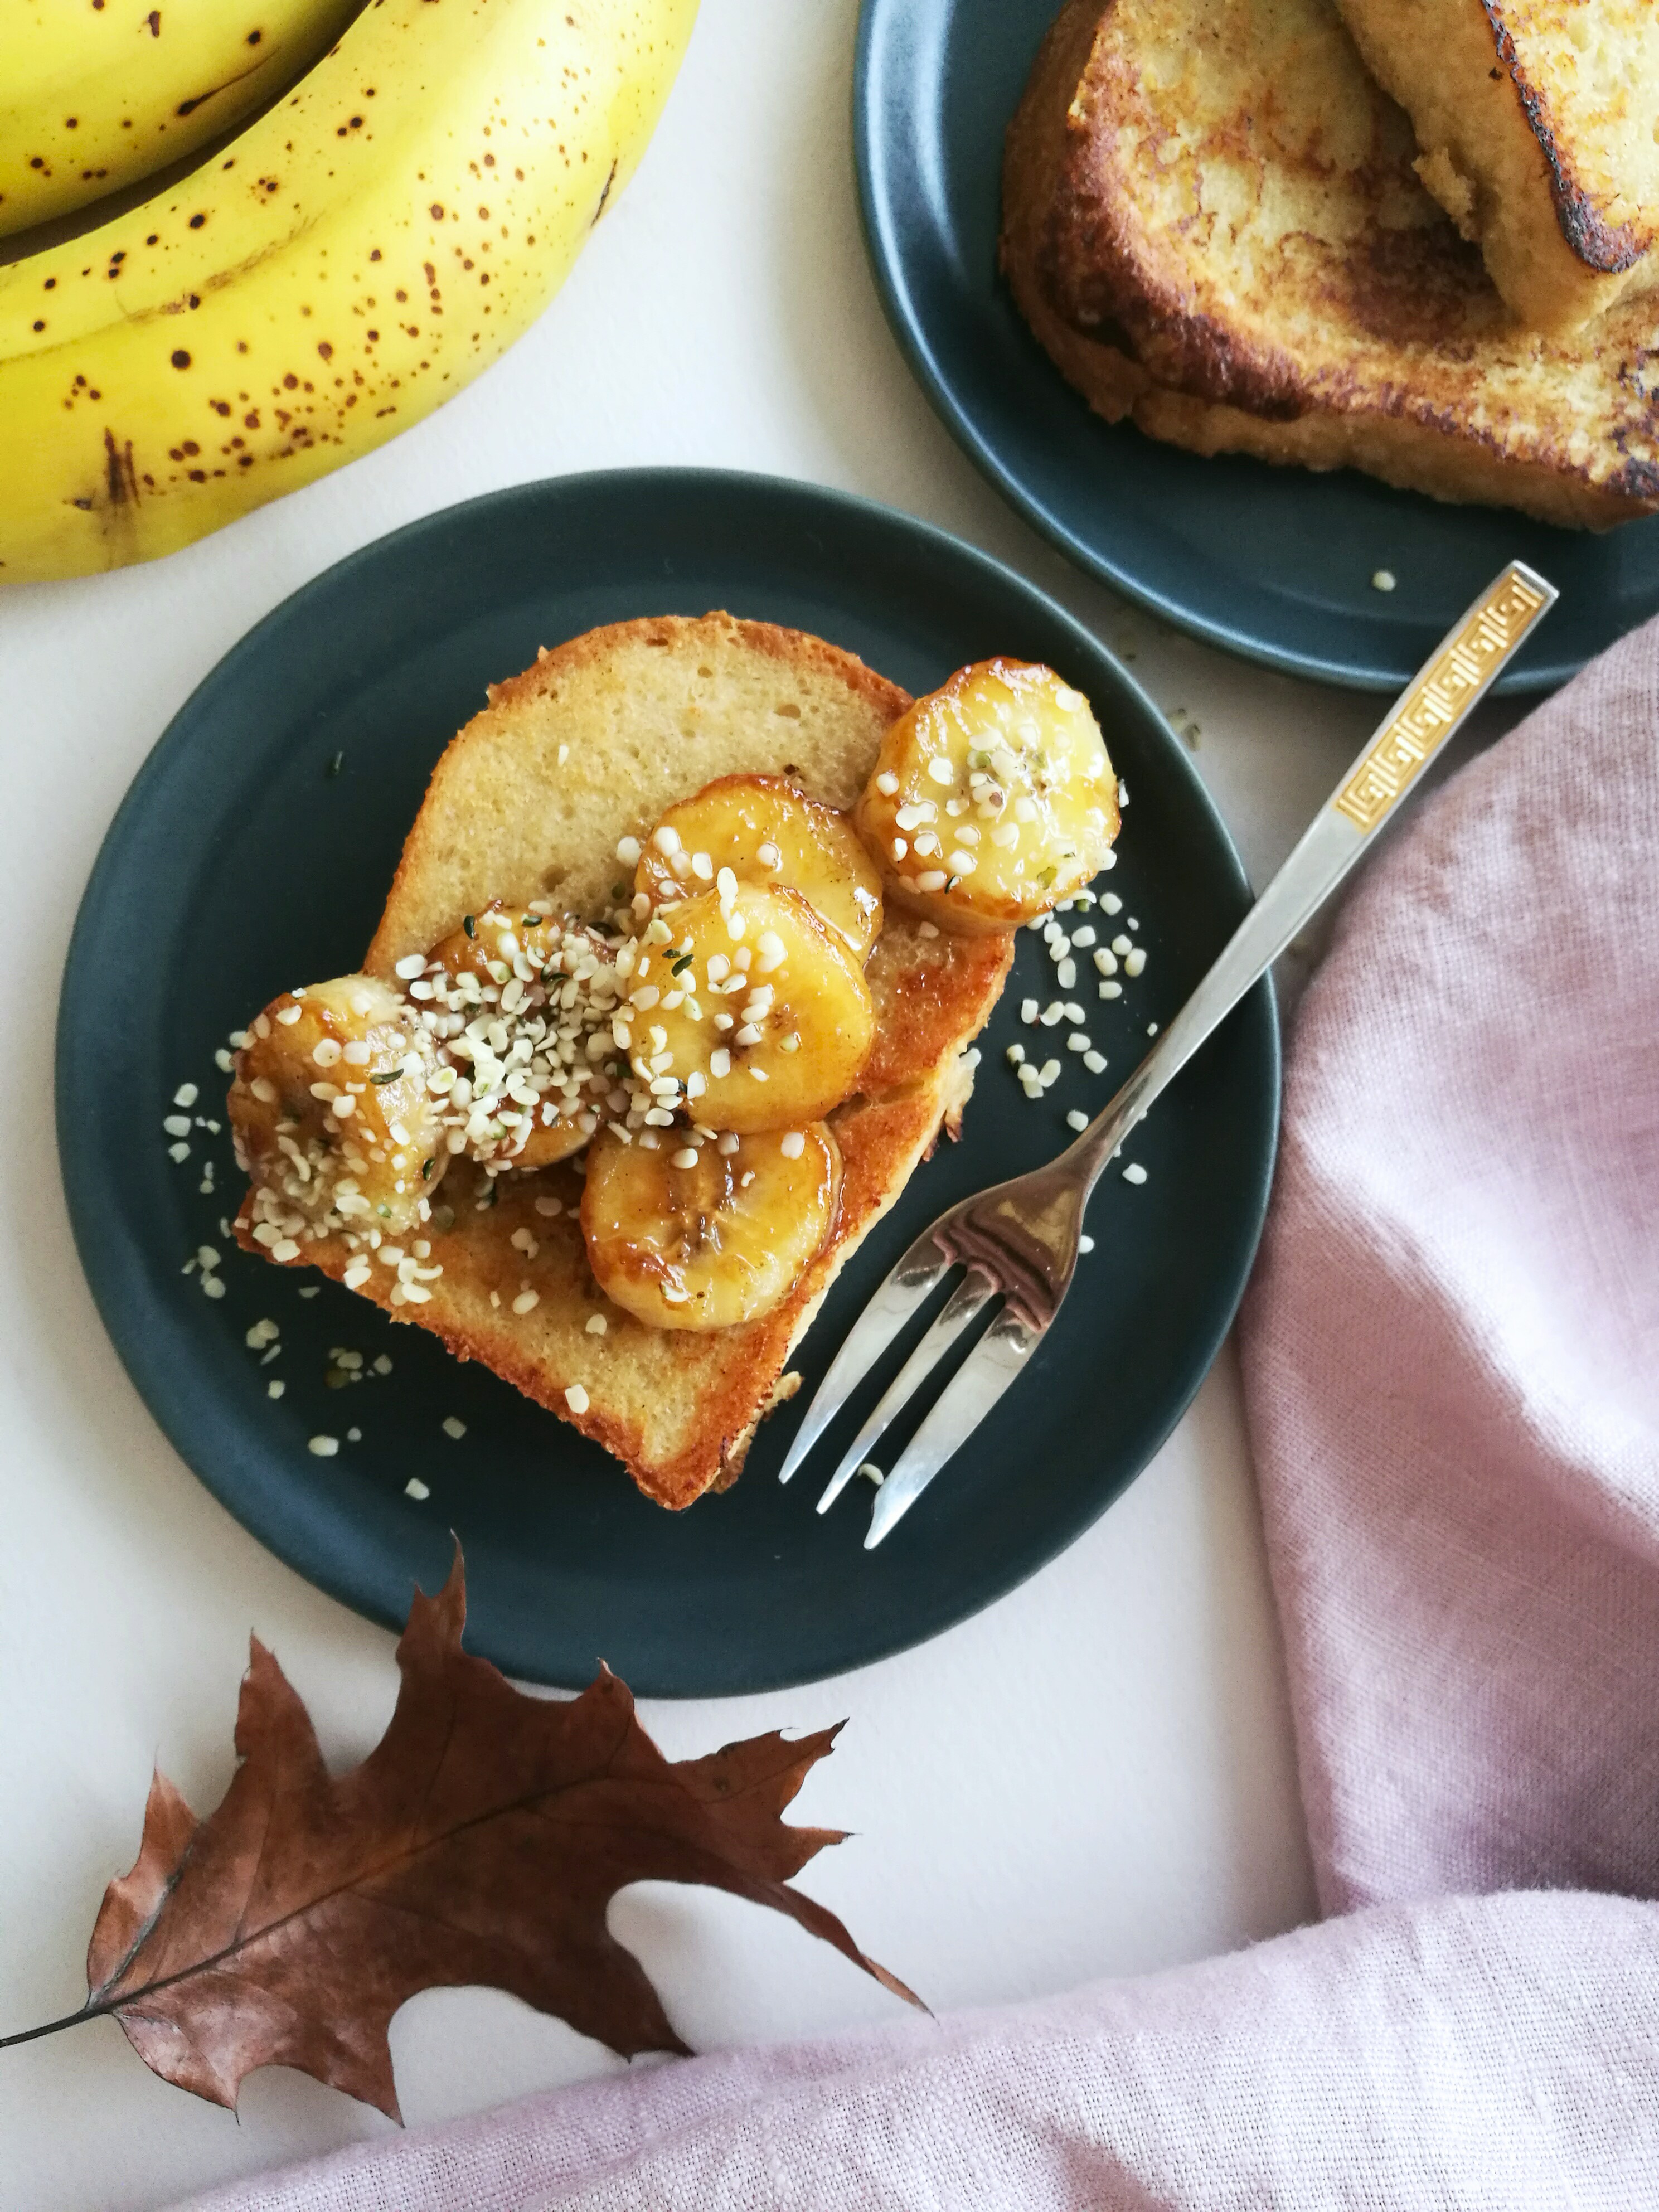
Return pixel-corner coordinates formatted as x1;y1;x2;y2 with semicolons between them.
84;1551;919;2118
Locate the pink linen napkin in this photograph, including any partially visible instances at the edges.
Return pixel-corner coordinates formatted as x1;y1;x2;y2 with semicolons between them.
181;1893;1659;2211
177;615;1659;2210
1241;602;1659;1915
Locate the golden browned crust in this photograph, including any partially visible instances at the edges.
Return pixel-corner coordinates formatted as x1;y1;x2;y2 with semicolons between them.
1478;3;1656;274
239;617;1014;1510
1338;0;1659;332
1001;0;1659;526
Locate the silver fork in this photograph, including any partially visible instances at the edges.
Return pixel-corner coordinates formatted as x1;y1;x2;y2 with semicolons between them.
777;561;1557;1546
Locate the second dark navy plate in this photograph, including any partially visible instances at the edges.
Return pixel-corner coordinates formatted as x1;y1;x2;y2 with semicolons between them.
855;0;1659;692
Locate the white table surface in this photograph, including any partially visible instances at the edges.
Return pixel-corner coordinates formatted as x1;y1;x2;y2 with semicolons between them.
0;4;1512;2203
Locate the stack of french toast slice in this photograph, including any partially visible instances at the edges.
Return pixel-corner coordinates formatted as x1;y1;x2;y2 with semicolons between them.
1002;0;1659;526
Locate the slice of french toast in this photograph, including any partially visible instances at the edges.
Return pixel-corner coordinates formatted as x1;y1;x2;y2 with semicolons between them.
1001;0;1659;526
1337;0;1659;335
237;614;1011;1510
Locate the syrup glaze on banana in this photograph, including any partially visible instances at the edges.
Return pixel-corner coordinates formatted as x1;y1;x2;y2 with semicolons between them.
229;659;1118;1333
639;882;876;1135
583;1124;843;1332
635;775;883;958
232;976;445;1250
856;660;1119;934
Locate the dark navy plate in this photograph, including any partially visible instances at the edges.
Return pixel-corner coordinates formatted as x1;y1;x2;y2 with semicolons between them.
58;471;1277;1695
855;0;1659;693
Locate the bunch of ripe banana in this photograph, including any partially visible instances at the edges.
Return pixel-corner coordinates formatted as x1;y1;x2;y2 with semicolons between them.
0;0;697;584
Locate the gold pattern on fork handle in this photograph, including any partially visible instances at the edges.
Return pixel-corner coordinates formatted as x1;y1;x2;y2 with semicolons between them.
1335;567;1551;833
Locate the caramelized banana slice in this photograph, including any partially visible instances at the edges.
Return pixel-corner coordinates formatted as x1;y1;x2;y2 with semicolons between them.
855;659;1119;934
426;900;611;1167
229;974;447;1243
638;883;875;1133
634;775;883;957
582;1123;842;1331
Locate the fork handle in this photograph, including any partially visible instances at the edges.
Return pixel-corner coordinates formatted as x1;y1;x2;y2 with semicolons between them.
1066;561;1558;1188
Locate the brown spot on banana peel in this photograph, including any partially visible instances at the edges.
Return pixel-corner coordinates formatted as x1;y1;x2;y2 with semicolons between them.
104;427;140;508
175;53;272;119
62;430;144;567
593;158;617;225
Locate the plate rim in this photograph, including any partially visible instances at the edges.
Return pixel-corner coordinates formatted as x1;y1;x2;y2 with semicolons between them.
852;0;1597;698
56;464;1280;1694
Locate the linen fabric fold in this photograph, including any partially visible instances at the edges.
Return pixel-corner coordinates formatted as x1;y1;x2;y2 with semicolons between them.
178;1892;1659;2212
1240;610;1659;1913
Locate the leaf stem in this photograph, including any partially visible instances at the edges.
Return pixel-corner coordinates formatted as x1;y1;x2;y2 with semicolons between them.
0;2004;108;2050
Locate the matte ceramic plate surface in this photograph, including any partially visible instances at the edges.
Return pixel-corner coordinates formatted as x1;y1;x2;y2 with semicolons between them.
59;470;1277;1696
855;0;1659;693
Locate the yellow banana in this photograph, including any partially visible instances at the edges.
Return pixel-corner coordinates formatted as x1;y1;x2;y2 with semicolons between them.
0;0;697;584
0;0;360;239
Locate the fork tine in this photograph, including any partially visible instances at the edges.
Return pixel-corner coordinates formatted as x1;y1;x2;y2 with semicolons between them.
815;1268;997;1515
864;1307;1041;1549
775;1220;958;1485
